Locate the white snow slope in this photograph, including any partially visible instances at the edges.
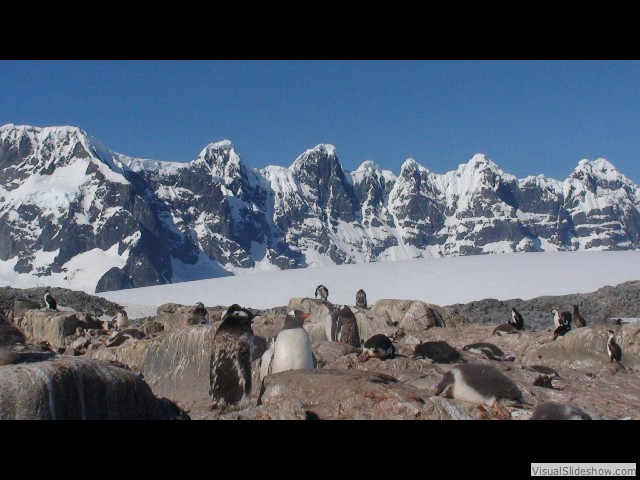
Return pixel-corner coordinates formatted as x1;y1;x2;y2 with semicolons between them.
100;250;640;312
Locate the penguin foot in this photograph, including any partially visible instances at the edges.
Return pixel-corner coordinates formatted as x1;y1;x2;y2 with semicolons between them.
493;403;512;419
357;352;370;362
475;405;492;420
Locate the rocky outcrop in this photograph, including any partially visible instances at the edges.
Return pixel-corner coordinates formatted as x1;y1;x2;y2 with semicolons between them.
372;299;470;329
448;280;640;330
523;323;640;369
256;369;480;420
0;356;187;419
16;310;102;349
155;303;207;332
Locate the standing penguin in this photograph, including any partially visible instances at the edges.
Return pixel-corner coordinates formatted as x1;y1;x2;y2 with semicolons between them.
331;305;360;348
572;305;586;328
262;310;315;379
115;310;129;330
315;285;329;301
209;304;255;409
355;289;367;309
510;307;524;330
606;329;625;371
44;290;57;311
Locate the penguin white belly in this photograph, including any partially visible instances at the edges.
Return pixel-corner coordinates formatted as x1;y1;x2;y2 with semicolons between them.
452;369;495;407
553;314;561;329
259;347;274;381
271;329;314;374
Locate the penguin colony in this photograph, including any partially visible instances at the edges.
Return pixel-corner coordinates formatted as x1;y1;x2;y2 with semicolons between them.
4;281;623;420
203;287;625;418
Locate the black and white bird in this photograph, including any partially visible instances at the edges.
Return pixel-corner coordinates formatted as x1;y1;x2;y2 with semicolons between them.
509;307;524;330
462;342;515;362
358;334;395;362
106;328;146;347
572;305;586;328
260;309;315;381
434;363;524;418
115;311;129;330
413;341;464;364
209;304;255;409
492;323;519;336
606;329;624;371
315;285;329;301
530;401;592;420
192;302;210;324
44;290;57;311
551;309;571;340
355;289;367;309
329;305;361;348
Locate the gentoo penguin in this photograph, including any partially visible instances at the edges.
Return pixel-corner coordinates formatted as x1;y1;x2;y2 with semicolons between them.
509;307;524;330
434;363;523;418
606;329;625;371
44;290;57;311
261;310;315;380
492;323;519;336
572;305;586;328
358;334;395;362
315;285;329;301
192;302;210;324
330;305;361;348
530;401;592;420
209;304;255;409
355;289;367;309
106;328;146;347
462;342;515;362
115;310;129;330
413;341;464;364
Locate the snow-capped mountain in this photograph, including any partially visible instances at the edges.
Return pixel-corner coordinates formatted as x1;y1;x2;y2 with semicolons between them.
1;124;639;293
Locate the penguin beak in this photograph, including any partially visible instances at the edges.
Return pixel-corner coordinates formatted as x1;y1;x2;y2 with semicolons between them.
300;312;310;320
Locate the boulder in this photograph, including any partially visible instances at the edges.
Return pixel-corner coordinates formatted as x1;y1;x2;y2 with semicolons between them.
139;325;219;406
523;324;640;369
373;299;470;330
156;303;207;332
13;298;39;318
258;368;478;420
0;356;187;420
313;341;358;365
16;310;82;349
287;298;333;342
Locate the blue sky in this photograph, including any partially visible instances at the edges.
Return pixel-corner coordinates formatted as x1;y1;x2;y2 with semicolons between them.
1;60;639;183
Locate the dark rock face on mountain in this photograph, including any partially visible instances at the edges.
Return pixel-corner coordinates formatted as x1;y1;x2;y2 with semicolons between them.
1;124;639;293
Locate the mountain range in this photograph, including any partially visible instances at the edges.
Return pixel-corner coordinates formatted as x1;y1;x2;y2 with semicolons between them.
1;124;639;293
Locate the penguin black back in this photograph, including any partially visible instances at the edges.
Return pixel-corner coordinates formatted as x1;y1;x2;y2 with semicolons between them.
315;285;329;301
510;308;524;330
335;305;360;348
44;290;57;311
572;305;586;328
355;289;367;309
530;401;592;420
209;304;255;409
414;341;463;364
282;310;309;330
